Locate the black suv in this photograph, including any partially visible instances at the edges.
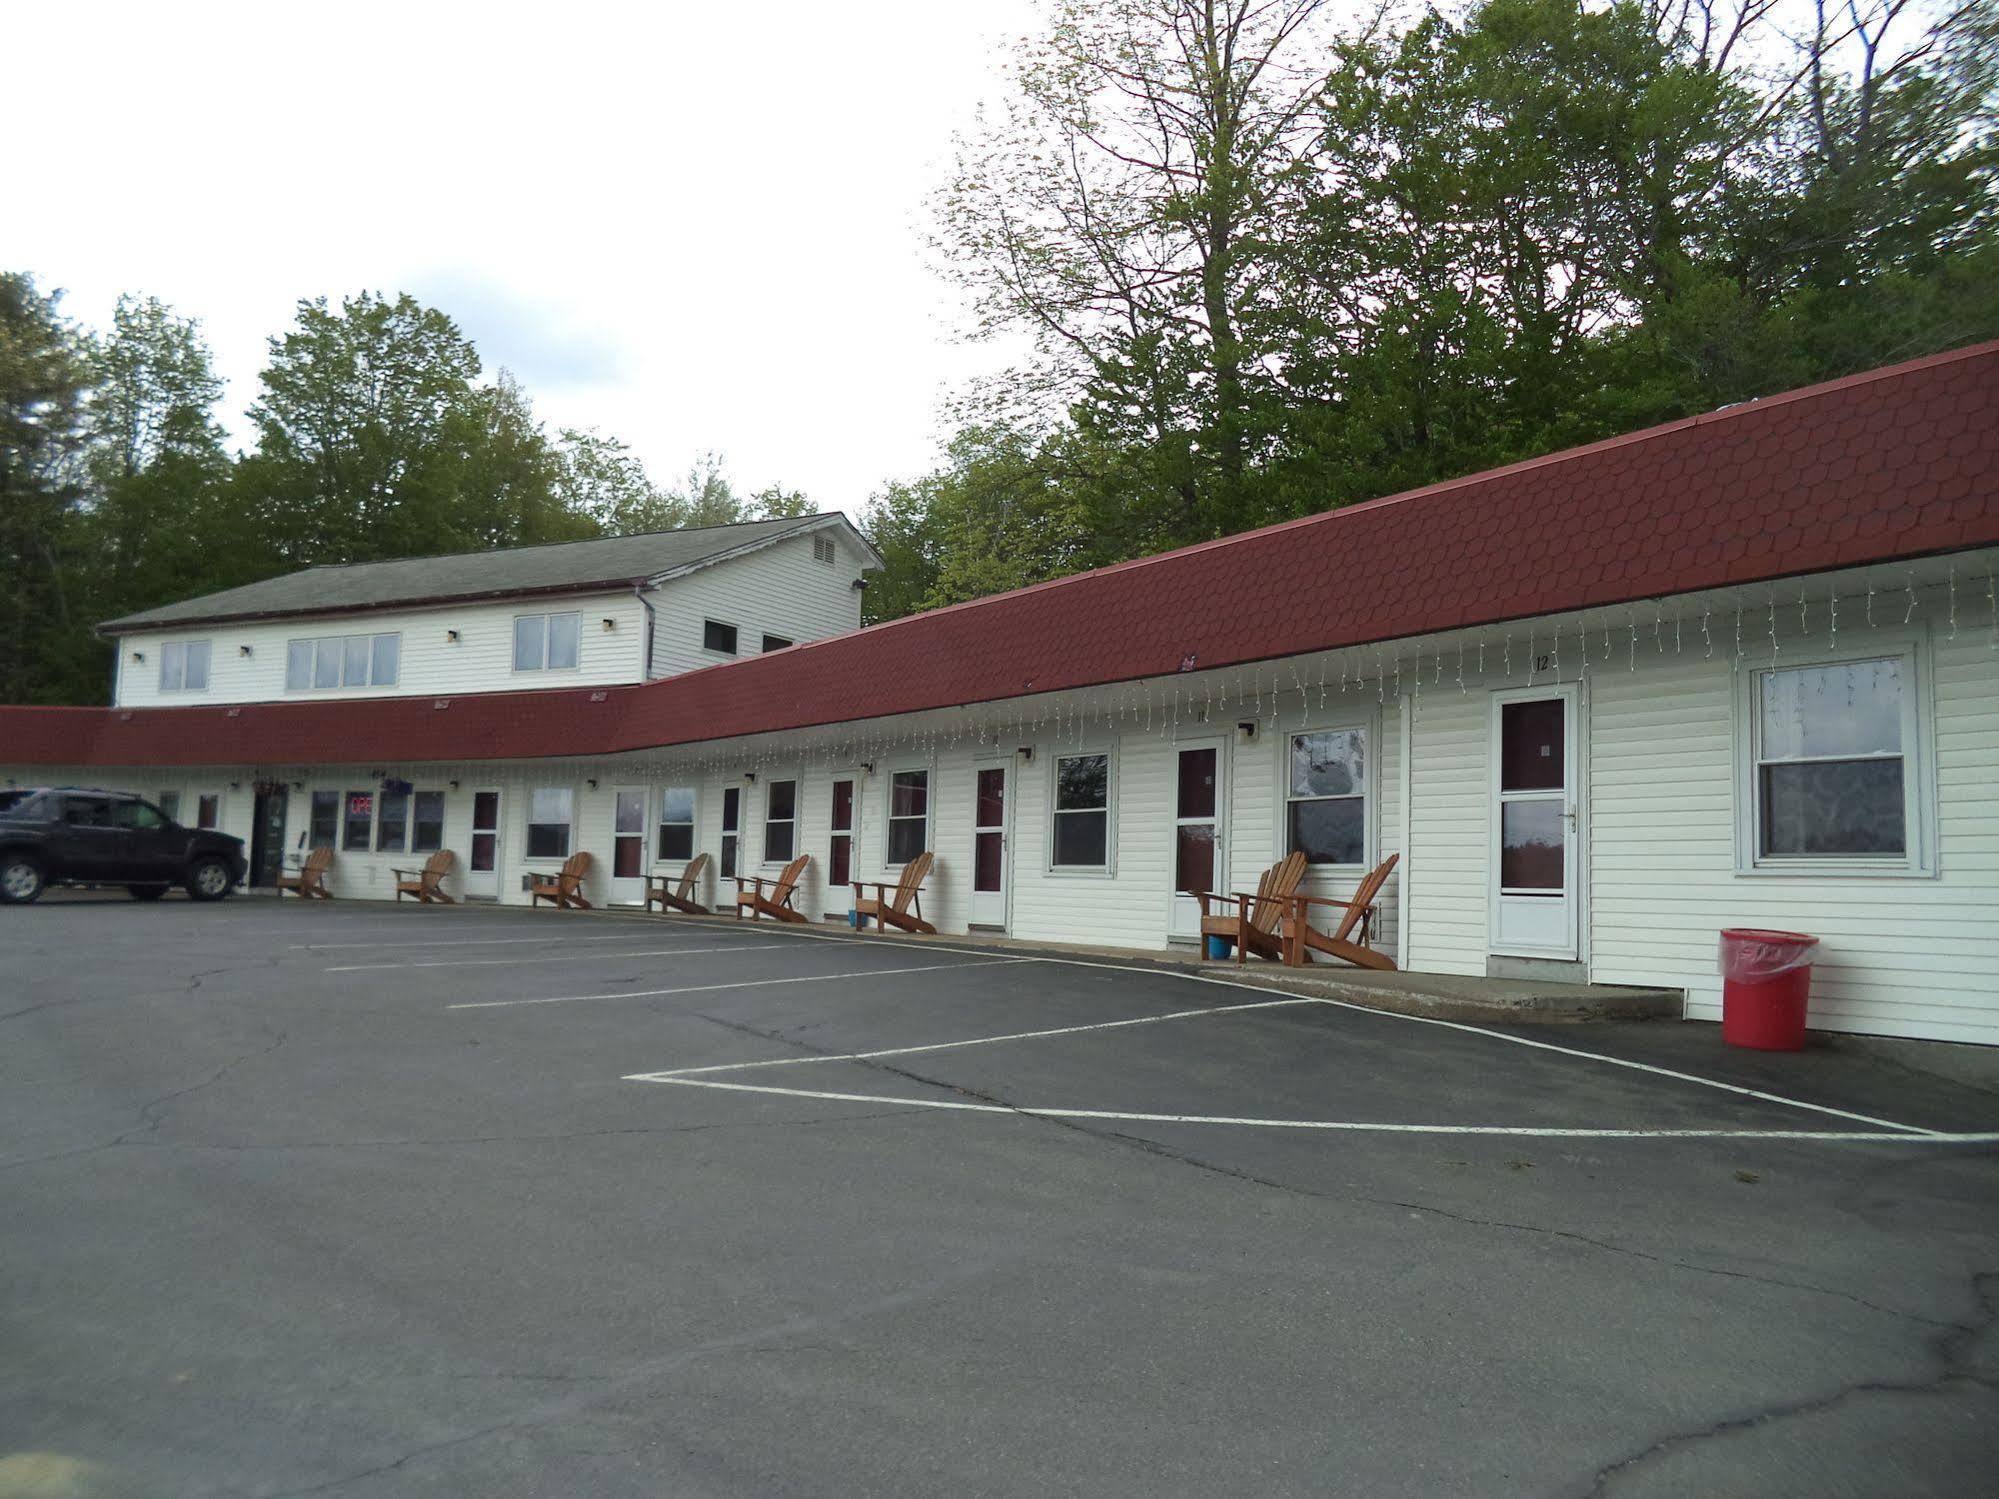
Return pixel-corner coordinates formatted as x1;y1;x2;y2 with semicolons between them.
0;787;247;904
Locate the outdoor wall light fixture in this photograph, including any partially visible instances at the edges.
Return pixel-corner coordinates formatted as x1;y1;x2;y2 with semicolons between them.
131;651;145;663
291;781;304;791
601;617;617;632
446;629;460;643
1016;746;1034;763
858;761;875;776
229;781;241;791
238;644;253;657
585;778;599;791
742;771;757;785
1237;721;1258;741
448;779;460;791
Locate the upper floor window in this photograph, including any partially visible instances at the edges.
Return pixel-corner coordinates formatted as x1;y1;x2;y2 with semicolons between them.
158;640;211;692
812;535;836;565
1744;650;1927;871
513;612;580;673
1287;728;1367;866
762;634;793;653
287;633;399;691
703;620;738;655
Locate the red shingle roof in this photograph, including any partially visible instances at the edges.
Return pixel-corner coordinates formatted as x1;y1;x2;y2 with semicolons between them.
8;341;1997;769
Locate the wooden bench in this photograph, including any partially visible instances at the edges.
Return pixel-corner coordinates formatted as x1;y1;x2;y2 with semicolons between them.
734;854;809;922
275;845;334;899
1276;854;1400;969
392;849;456;904
1191;850;1306;964
529;851;593;909
645;853;711;915
852;850;935;934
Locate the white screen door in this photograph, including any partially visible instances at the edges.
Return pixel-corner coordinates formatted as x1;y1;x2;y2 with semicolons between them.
1490;686;1581;958
610;788;647;905
1168;741;1223;940
466;790;501;900
971;762;1010;928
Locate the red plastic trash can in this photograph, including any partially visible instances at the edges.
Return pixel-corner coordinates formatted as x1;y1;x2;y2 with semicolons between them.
1718;929;1819;1051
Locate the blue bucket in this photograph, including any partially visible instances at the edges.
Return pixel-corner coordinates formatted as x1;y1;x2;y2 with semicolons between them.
1206;935;1231;960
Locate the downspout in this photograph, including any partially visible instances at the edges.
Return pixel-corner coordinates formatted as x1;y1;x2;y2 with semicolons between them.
1397;693;1414;972
633;583;656;679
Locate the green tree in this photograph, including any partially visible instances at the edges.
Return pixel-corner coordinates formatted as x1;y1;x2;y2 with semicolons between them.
0;274;92;703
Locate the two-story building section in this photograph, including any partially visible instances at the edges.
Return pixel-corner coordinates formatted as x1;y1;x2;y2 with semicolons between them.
98;513;882;708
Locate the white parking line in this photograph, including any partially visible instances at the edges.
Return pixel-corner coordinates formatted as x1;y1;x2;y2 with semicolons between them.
628;1077;1999;1143
329;943;791;972
448;957;1034;1011
295;931;722;952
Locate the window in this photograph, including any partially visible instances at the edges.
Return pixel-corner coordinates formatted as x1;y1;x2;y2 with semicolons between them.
703;619;738;655
196;793;221;831
657;786;696;861
111;800;169;831
309;791;339;847
158;640;211;692
812;535;836;565
764;779;797;862
887;769;929;865
1051;753;1109;868
158;791;182;823
287;633;400;690
341;792;373;851
377;790;409;852
721;786;740;876
412;791;446;853
1748;653;1921;865
63;795;116;827
762;634;793;653
512;612;581;673
1286;728;1367;866
526;787;573;859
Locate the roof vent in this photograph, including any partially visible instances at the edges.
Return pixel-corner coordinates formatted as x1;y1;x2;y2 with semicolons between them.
226;708;242;718
433;698;451;710
590;691;609;703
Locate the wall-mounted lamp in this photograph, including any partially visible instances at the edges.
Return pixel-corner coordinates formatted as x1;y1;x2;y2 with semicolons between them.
601;617;617;632
1016;746;1034;764
1236;720;1258;742
228;781;241;791
291;781;304;791
238;644;253;658
742;771;757;785
131;651;145;664
447;779;460;791
445;629;460;643
585;778;599;791
858;761;875;776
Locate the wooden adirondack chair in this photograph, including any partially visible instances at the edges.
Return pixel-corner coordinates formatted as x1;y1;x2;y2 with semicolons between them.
529;851;593;909
1193;850;1306;965
275;845;334;899
1277;854;1401;970
735;853;810;922
392;849;456;904
645;853;711;915
853;851;935;934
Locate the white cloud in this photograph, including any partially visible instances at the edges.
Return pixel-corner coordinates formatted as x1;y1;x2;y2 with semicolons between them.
8;0;1042;514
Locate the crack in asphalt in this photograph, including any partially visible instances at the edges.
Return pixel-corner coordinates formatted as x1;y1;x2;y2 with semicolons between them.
1582;1271;1999;1496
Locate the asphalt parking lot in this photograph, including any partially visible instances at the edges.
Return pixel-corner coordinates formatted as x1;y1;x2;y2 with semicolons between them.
4;897;1997;1498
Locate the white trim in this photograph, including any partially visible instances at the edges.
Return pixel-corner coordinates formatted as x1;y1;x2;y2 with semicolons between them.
1045;739;1118;878
508;611;582;677
1396;694;1413;972
969;756;1015;931
880;760;934;872
1166;735;1228;942
523;783;577;863
1487;682;1584;961
1730;625;1937;878
758;768;803;867
652;780;700;872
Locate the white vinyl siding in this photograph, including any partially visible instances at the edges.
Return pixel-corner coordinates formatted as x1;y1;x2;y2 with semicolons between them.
646;533;865;679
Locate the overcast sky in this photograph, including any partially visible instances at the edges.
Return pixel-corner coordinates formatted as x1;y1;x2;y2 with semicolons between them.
8;0;1041;515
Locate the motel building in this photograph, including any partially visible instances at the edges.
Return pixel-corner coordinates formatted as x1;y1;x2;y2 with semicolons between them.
4;345;1997;1045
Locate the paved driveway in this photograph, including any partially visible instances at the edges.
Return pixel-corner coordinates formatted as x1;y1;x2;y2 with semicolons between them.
4;897;1995;1497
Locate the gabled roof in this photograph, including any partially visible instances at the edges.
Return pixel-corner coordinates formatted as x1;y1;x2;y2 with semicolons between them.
13;339;1998;769
97;512;880;632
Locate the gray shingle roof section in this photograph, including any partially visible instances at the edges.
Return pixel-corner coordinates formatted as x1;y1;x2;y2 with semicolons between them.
99;514;871;631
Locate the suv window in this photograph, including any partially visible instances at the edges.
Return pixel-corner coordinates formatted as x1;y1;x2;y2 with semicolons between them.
111;800;169;831
0;790;46;819
62;796;117;828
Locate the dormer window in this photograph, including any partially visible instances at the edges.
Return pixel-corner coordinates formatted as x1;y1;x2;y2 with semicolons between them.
514;612;581;672
158;640;211;692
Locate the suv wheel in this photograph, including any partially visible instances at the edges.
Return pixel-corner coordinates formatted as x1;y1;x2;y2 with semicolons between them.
186;858;233;902
1;855;46;905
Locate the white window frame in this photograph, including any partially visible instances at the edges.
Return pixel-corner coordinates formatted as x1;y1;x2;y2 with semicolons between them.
340;789;375;852
1046;741;1117;877
195;790;223;831
1274;713;1376;871
655;784;699;866
158;639;211;693
702;619;739;656
524;786;576;862
512;612;582;675
1732;628;1936;878
761;773;801;866
882;763;932;871
411;790;447;854
376;789;410;853
287;632;401;691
